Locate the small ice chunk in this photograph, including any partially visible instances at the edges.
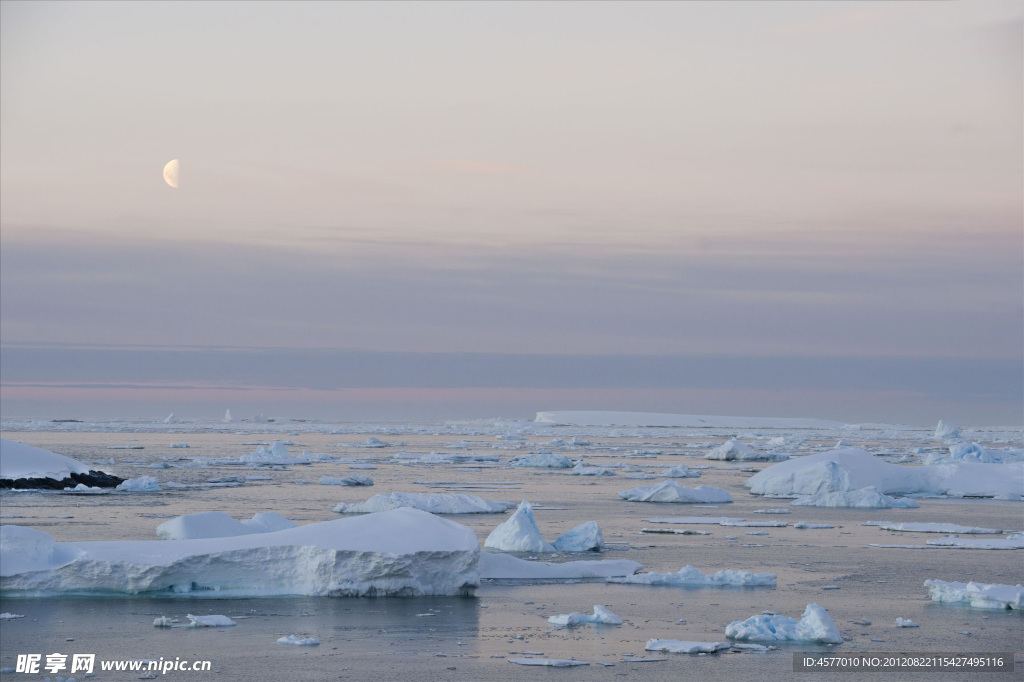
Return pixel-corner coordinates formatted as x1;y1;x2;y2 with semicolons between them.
116;476;162;492
548;605;622;627
169;443;190;449
794;522;835;529
570;463;617;476
660;465;701;478
0;613;25;619
186;614;236;627
894;618;919;627
725;603;842;644
508;658;589;667
552;521;604;552
277;635;320;646
706;440;788;462
511;454;573;469
645;639;732;654
152;617;174;627
484;501;555;553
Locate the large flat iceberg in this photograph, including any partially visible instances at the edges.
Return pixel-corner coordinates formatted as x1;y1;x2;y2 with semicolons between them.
608;565;776;587
0;508;479;597
725;603;842;644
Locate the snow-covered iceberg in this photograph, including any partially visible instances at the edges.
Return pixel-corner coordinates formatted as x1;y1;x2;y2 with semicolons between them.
619;481;733;504
791;487;919;509
706;440;787;462
0;508;479;597
484;501;554;553
725;604;842;644
333;492;513;514
608;565;776;587
552;521;604;552
924;580;1023;609
0;439;123;490
745;448;1023;498
156;511;296;540
548;605;622;627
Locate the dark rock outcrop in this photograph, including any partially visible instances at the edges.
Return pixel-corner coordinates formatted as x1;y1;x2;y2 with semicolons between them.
0;470;125;490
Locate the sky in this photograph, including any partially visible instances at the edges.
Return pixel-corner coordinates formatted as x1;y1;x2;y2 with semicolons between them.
1;1;1021;425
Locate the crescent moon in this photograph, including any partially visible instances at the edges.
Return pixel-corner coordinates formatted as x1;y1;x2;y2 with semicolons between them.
163;159;179;188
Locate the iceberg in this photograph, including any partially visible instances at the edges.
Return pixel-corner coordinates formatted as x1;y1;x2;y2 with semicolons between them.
478;553;640;580
725;603;842;644
619;481;733;504
660;465;701;478
552;521;604;552
570;463;616;476
934;420;960;440
706;440;787;462
0;508;480;597
186;614;235;627
894;618;919;627
0;439;123;490
116;476;162;492
511;453;573;469
924;443;1020;465
156;512;296;540
791;487;919;509
484;501;554;553
334;492;513;514
645;640;732;654
609;565;776;587
924;580;1023;609
548;605;622;627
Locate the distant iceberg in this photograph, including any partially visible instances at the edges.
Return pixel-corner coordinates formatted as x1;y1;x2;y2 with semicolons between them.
619;481;733;504
334;492;513;514
705;440;788;462
726;604;842;644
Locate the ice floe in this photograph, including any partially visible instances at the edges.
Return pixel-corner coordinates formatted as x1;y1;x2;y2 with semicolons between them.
511;453;573;469
894;618;919;627
791;487;919;509
186;614;236;627
645;640;732;654
924;580;1023;609
725;604;842;644
277;635;319;646
484;501;554;552
619;481;733;504
508;658;588;667
924;442;1021;465
548;605;622;627
0;612;24;619
116;476;162;492
660;465;701;478
609;565;776;587
0;508;480;597
923;534;1024;550
869;522;1004;534
478;553;641;580
320;475;374;486
570;463;616;476
333;492;513;514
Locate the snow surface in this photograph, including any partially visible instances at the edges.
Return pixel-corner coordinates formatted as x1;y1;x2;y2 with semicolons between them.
552;521;604;552
705;439;787;462
608;565;776;587
333;492;513;514
791;487;919;509
725;603;842;644
0;508;480;597
535;411;845;429
924;580;1023;609
156;512;296;540
484;500;554;553
745;448;1024;498
0;439;93;480
478;553;641;580
548;605;622;627
619;481;733;504
645;640;732;654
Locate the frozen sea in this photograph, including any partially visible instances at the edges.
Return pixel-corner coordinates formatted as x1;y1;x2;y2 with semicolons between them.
1;416;1022;681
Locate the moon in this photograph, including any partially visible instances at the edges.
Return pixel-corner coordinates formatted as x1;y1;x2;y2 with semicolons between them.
163;159;179;188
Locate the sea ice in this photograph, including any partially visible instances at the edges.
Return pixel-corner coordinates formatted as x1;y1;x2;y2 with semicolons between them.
924;534;1024;550
570;463;616;476
277;635;319;646
484;501;555;553
548;605;622;627
508;658;589;667
186;614;236;627
725;603;842;644
320;475;374;486
153;617;174;627
924;580;1023;609
793;522;835;529
511;453;573;469
552;521;604;552
478;553;641;580
0;612;24;619
116;476;162;492
644;640;732;654
872;522;1003;534
791;487;919;509
609;565;776;587
924;443;1020;465
619;481;733;504
333;492;513;514
660;465;701;478
0;508;480;597
894;618;919;627
534;411;845;429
